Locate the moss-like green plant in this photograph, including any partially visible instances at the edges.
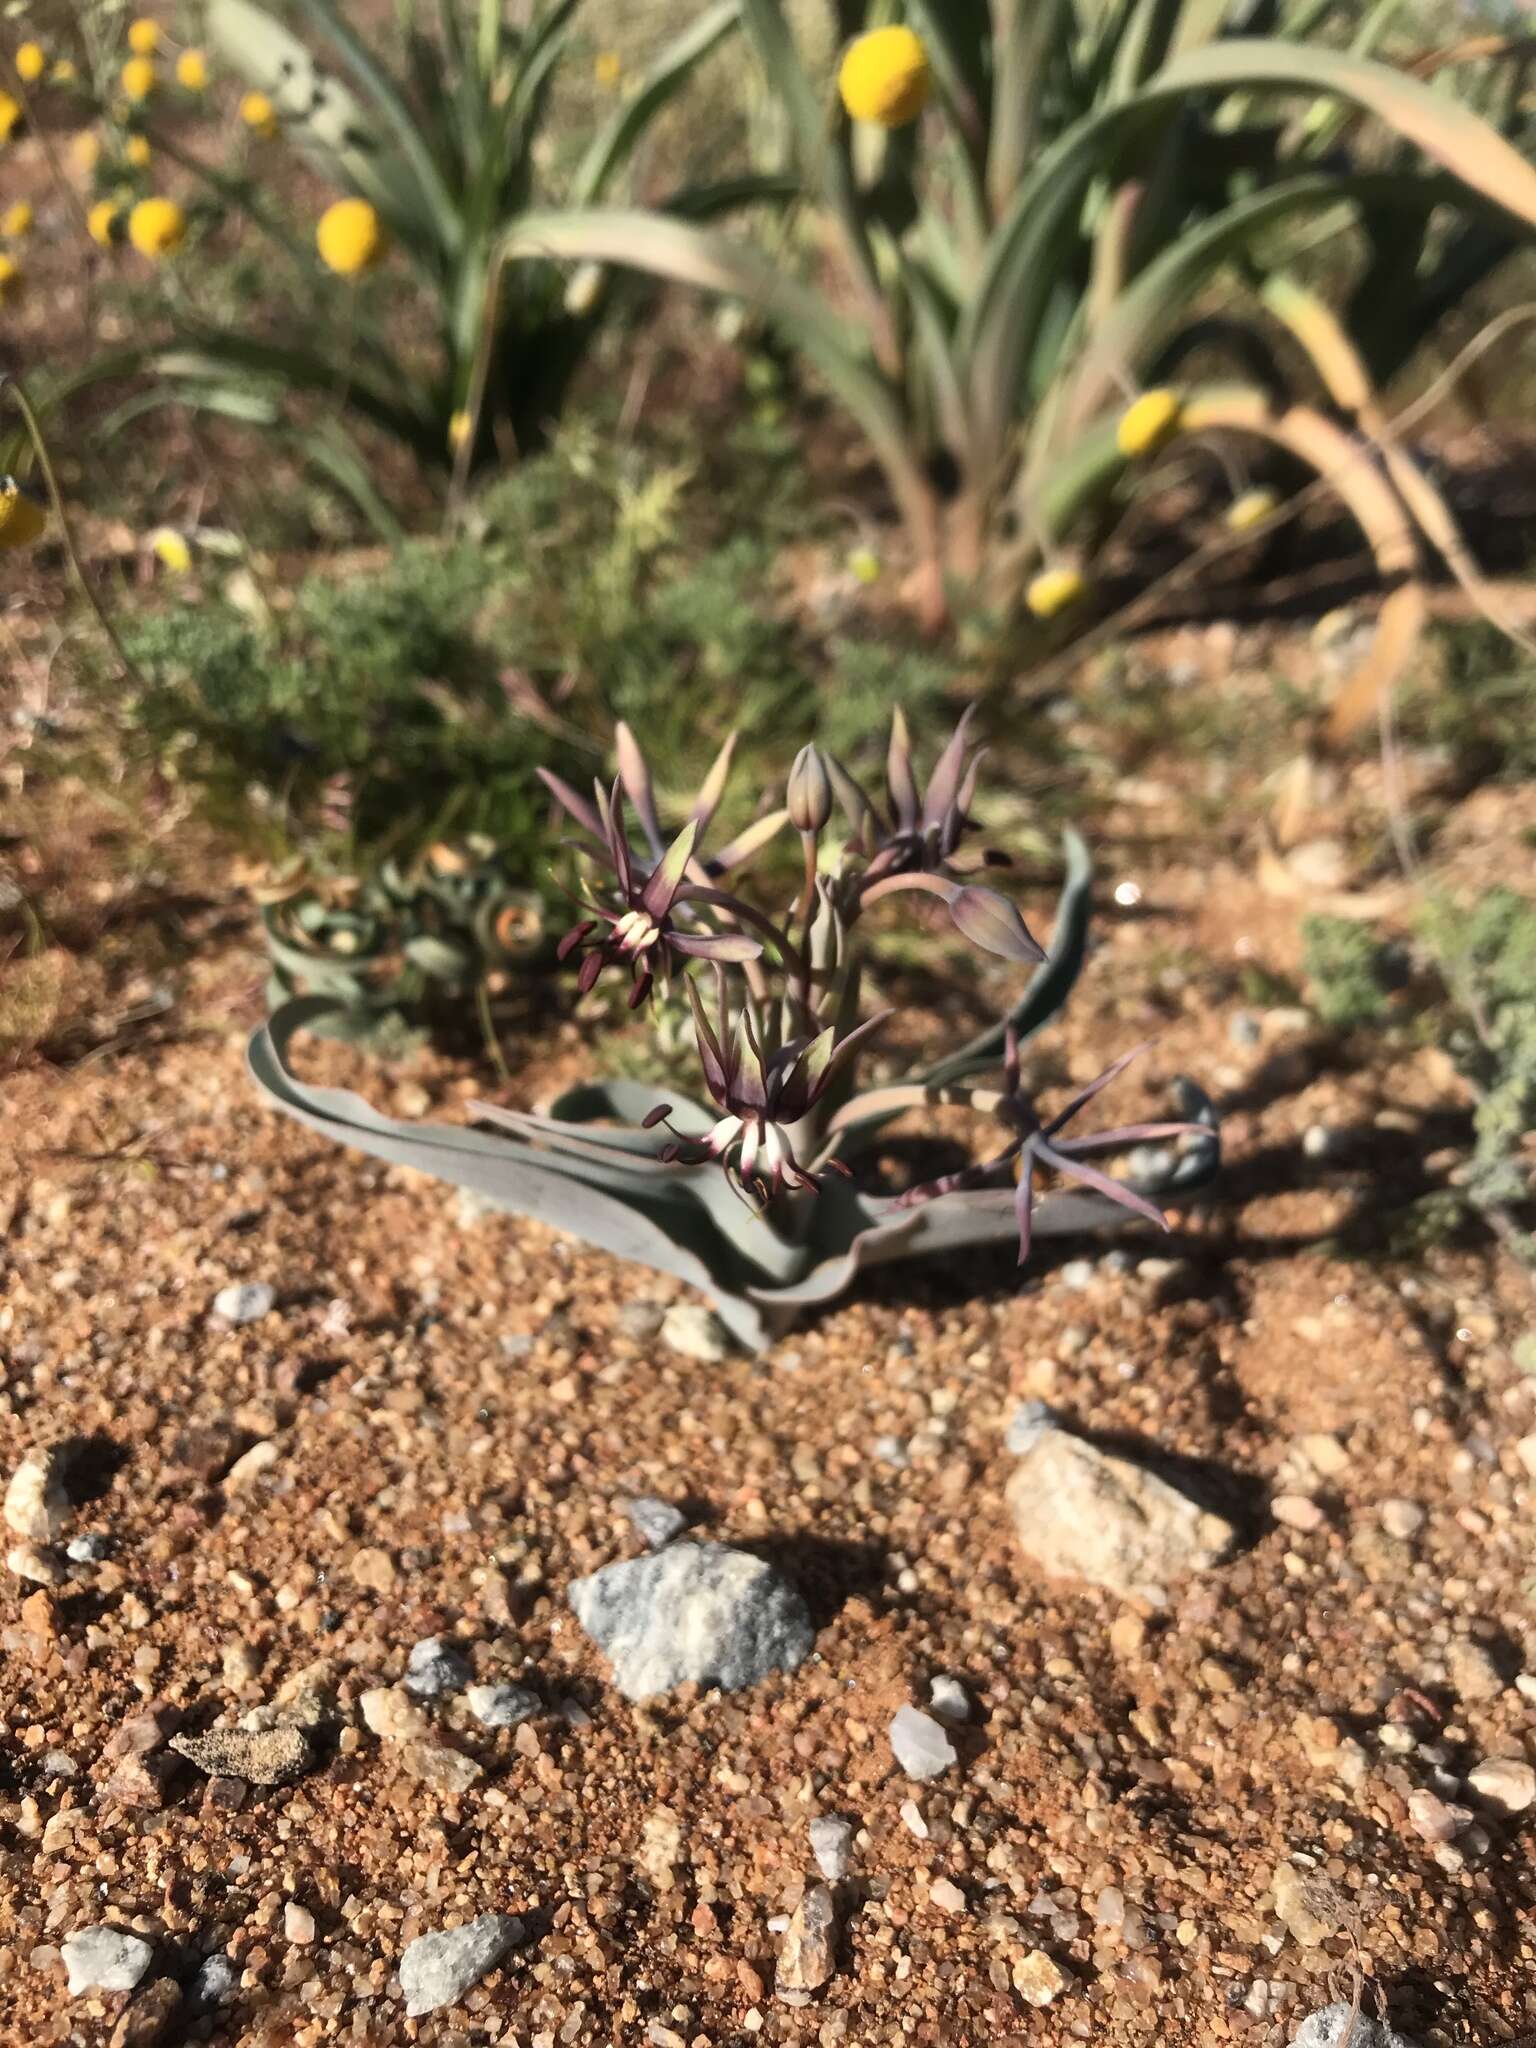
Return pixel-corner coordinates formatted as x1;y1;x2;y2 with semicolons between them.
1301;914;1397;1031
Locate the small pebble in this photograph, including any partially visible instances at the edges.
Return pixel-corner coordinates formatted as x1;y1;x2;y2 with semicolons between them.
398;1914;523;2018
360;1686;429;1742
191;1953;239;2008
928;1674;970;1721
624;1497;687;1549
1466;1756;1536;1815
928;1878;965;1913
169;1726;314;1786
1290;2003;1419;2048
466;1682;540;1729
7;1542;64;1585
1272;1494;1324;1533
1379;1499;1425;1539
4;1444;71;1543
403;1636;474;1699
62;1926;154;1996
1005;1401;1058;1454
283;1902;316;1945
889;1704;957;1780
775;1883;835;1995
808;1815;853;1882
66;1532;111;1563
659;1303;730;1362
1448;1638;1504;1702
1058;1259;1095;1291
1229;1011;1261;1046
1013;1951;1067;2006
212;1281;275;1324
899;1797;928;1840
1301;1124;1336;1160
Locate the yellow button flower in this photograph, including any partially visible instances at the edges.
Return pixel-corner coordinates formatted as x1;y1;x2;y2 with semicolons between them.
3;200;33;237
0;90;23;140
52;58;76;83
126;133;151;166
837;27;929;128
15;42;46;83
848;545;881;586
121;55;156;100
316;196;385;275
128;193;185;257
1115;388;1182;459
448;409;472;451
88;197;120;247
176;48;208;91
71;128;100;173
1025;566;1088;620
127;17;160;54
240;90;277;137
151;527;191;572
0;252;19;300
1226;487;1278;533
593;50;622;88
0;475;46;549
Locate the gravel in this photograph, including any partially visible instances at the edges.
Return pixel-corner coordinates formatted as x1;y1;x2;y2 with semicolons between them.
61;1926;155;1996
568;1542;815;1701
403;1636;474;1699
623;1496;688;1549
808;1815;853;1882
212;1281;275;1324
1379;1499;1425;1539
889;1704;957;1780
928;1674;970;1721
775;1882;836;1995
1005;1420;1236;1602
190;1953;239;2008
66;1531;111;1562
466;1682;540;1729
1466;1756;1536;1815
398;1913;524;2018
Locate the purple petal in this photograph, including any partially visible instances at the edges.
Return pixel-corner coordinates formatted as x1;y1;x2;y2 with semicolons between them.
1053;1120;1207;1154
1043;1041;1155;1136
615;722;664;856
641;1104;673;1129
920;707;975;834
886;707;918;834
691;732;737;833
1043;1146;1171;1233
537;768;604;841
641;817;700;918
556;920;596;961
1014;1152;1037;1266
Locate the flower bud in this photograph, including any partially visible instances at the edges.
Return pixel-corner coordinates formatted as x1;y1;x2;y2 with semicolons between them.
787;743;833;836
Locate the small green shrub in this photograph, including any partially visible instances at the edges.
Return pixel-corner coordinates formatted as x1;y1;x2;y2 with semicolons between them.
1420;887;1536;1226
1301;915;1397;1030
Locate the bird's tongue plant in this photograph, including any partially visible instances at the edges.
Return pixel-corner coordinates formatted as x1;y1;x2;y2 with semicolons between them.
251;714;1219;1348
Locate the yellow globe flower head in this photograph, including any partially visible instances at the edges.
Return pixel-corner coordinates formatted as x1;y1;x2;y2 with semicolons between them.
838;26;930;128
128;193;185;258
15;42;46;84
88;197;121;247
240;90;277;138
121;55;156;101
71;127;100;173
127;17;160;54
0;251;19;299
316;196;385;275
126;132;151;167
0;474;46;550
1115;387;1182;459
847;544;881;586
1226;487;1279;533
151;526;191;572
593;49;622;88
176;48;208;91
1026;565;1088;620
3;199;33;237
52;58;76;83
447;408;472;451
0;90;23;141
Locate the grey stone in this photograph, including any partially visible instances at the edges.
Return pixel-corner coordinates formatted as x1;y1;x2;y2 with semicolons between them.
191;1953;240;2008
809;1815;853;1882
624;1496;687;1550
1291;2004;1419;2048
1005;1424;1235;1602
1229;1011;1262;1047
889;1704;957;1780
67;1532;111;1563
466;1682;540;1730
403;1636;473;1699
1005;1402;1058;1455
568;1542;814;1701
62;1926;154;1996
212;1282;275;1325
399;1913;523;2018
